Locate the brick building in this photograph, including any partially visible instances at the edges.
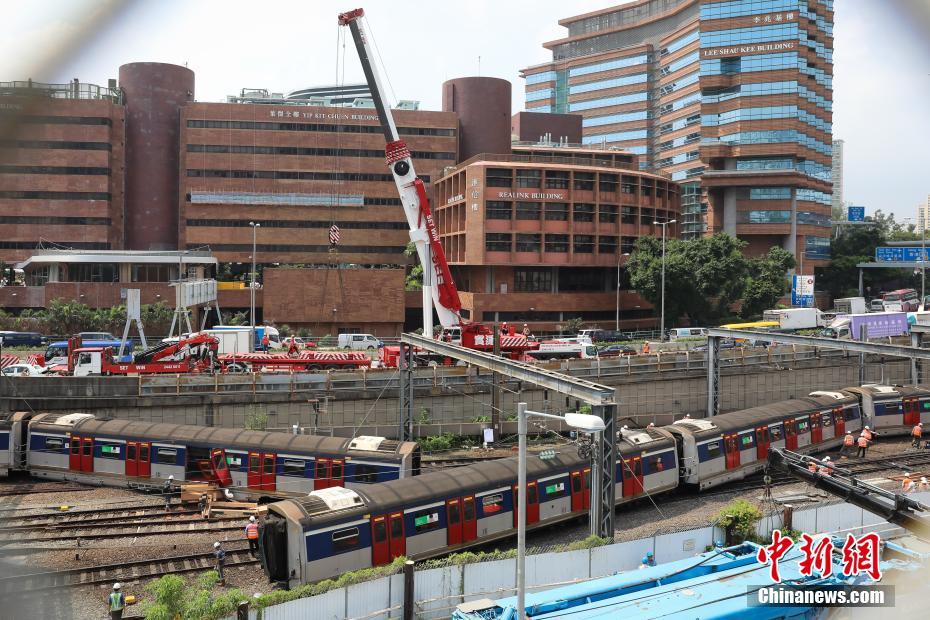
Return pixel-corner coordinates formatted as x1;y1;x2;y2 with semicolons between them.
520;0;834;270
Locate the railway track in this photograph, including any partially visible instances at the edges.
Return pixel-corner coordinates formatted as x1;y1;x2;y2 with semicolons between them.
0;518;244;544
1;507;201;529
0;483;90;497
0;546;258;596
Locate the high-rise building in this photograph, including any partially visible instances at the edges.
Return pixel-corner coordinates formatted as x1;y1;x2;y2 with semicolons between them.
918;195;930;233
521;0;834;267
831;138;843;216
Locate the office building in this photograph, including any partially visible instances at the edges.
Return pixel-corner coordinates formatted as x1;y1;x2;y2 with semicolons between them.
918;195;930;234
521;0;834;267
831;138;843;216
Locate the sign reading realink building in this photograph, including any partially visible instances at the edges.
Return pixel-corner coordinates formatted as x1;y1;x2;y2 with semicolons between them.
495;191;567;201
700;41;796;59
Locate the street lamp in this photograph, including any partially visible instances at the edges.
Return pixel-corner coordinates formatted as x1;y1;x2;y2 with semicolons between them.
905;217;926;307
516;402;605;620
616;252;630;331
653;219;676;340
249;221;260;349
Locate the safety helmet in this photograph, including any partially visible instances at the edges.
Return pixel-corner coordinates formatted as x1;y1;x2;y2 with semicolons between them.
113;583;121;590
168;475;174;480
919;422;923;426
249;516;256;522
646;551;654;557
214;542;221;548
922;477;928;484
824;456;831;461
865;426;870;430
846;431;851;434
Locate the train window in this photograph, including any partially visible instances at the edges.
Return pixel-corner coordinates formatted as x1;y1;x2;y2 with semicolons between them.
126;444;137;461
70;440;80;455
822;415;832;427
482;494;504;514
226;454;242;468
413;509;440;533
810;416;820;428
332;461;343;480
140;445;149;462
923;400;930;411
82;441;92;456
740;435;753;447
46;438;64;451
99;445;120;459
543;482;565;499
571;474;582;493
156;448;177;465
354;464;379;484
212;452;228;471
251;455;261;472
282;459;305;475
390;515;403;539
705;441;721;459
315;461;327;479
448;503;461;525
373;519;387;543
797;420;809;432
463;498;476;521
263;456;275;475
331;527;360;552
845;406;860;421
770;426;783;440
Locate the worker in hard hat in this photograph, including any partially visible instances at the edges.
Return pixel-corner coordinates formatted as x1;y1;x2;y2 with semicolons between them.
856;432;870;458
639;551;656;569
912;422;923;449
522;323;531;337
839;431;854;457
107;583;125;619
818;456;833;476
163;475;175;513
214;541;227;586
245;515;260;557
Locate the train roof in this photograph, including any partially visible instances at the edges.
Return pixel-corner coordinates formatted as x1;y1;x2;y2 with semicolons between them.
667;393;859;438
275;432;676;528
28;413;414;459
843;384;920;399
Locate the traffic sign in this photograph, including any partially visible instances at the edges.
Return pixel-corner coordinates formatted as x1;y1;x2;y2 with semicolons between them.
847;206;865;222
875;247;929;263
791;274;815;307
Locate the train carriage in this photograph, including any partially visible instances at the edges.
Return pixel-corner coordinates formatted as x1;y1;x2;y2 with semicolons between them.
0;414;13;476
263;429;680;588
845;385;930;434
23;413;420;493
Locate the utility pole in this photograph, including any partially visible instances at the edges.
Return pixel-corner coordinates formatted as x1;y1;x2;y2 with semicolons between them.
615;252;629;331
249;221;260;351
492;324;501;436
653;219;676;340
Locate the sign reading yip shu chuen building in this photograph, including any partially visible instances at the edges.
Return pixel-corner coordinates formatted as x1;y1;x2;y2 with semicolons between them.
494;190;567;201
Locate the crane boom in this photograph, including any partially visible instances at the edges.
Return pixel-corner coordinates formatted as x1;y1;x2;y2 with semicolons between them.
338;8;462;335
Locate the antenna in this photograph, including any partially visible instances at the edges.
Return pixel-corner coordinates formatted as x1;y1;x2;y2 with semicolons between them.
477;55;481;77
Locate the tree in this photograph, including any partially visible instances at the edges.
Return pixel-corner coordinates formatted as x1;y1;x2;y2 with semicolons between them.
403;241;423;290
741;247;796;319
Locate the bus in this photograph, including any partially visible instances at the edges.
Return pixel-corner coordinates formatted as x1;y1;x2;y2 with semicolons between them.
881;289;920;312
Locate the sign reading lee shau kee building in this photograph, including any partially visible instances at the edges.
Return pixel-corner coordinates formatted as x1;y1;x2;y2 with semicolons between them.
700;41;796;59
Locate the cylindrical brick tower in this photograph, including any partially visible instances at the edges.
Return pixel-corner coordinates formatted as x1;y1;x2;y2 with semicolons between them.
442;77;511;163
119;62;194;250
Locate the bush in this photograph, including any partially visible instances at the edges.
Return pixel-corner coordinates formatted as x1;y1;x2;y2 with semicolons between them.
715;499;763;543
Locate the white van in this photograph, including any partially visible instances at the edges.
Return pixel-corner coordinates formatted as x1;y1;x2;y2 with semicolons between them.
668;327;708;341
337;333;382;350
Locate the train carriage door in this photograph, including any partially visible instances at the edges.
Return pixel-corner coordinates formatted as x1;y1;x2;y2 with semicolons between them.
126;442;138;477
388;512;405;559
138;443;151;478
447;498;463;545
261;454;276;491
314;458;331;490
622;459;634;497
69;436;81;471
462;496;477;542
582;469;591;510
904;398;920;426
371;516;390;566
632;457;644;495
724;435;736;470
247;452;262;489
756;427;770;461
785;419;798;450
833;407;845;436
81;437;94;472
210;449;233;487
527;482;540;524
330;459;344;488
570;471;584;512
811;413;823;444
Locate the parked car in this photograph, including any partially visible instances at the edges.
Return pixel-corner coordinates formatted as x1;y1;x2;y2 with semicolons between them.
668;327;708;341
1;363;49;377
869;299;885;312
694;338;742;352
597;344;638;357
0;331;44;347
79;331;117;341
284;336;317;349
337;333;382;350
578;329;627;343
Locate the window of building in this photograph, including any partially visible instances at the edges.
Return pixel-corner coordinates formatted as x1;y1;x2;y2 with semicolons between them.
621;237;636;253
598;236;618;254
599;173;618;193
573;235;594;254
485;233;511;252
516;169;541;188
25;265;50;286
545;234;569;253
545;171;569;189
515;268;552;292
516;234;541;253
516;202;541;220
64;263;117;282
573;172;595;191
132;264;176;282
545;203;568;221
640;209;654;225
573;203;595;222
599;205;619;223
621;206;636;224
486;201;512;220
486;168;512;187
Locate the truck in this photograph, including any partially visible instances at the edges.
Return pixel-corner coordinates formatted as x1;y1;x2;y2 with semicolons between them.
822;312;909;340
833;297;867;315
218;351;371;372
761;308;824;330
525;340;599;361
70;333;219;376
338;9;538;362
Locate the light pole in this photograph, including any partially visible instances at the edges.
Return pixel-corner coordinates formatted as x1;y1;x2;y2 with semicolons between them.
249;221;260;350
905;217;926;307
653;219;676;340
516;402;605;620
616;252;630;331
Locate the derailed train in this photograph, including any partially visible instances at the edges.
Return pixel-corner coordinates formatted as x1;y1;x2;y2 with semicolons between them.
260;384;930;587
0;413;420;491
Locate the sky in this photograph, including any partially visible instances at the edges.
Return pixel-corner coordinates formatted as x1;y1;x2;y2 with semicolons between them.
1;0;929;218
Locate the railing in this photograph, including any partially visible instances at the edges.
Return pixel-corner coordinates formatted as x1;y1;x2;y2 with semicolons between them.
0;80;122;103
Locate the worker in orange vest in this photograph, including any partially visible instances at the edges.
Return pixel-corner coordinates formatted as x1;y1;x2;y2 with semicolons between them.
911;422;923;448
807;460;818;474
856;433;870;458
245;515;260;557
818;456;833;476
861;426;874;441
902;474;915;493
642;341;651;355
840;431;854;457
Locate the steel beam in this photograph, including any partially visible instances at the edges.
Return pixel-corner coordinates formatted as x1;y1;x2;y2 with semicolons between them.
592;404;616;539
400;333;615;405
705;328;930;361
398;344;414;441
706;336;720;417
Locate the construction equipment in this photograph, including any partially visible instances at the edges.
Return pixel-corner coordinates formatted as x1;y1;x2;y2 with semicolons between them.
766;448;930;538
217;350;371;372
338;9;538;359
69;333;219;376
